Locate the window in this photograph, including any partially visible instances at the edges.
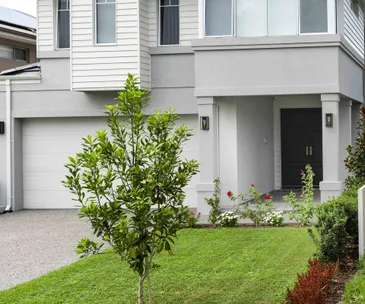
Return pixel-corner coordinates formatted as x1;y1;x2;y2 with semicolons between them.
96;0;116;44
268;0;297;36
351;0;360;17
14;48;27;61
159;0;179;45
204;0;335;37
205;0;232;36
57;0;70;49
0;45;28;62
0;45;13;59
300;0;328;34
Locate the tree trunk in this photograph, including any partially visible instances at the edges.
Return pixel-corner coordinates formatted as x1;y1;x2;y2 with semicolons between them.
147;270;152;304
138;275;144;304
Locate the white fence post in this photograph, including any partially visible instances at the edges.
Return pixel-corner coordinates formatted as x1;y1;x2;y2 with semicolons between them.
358;185;365;258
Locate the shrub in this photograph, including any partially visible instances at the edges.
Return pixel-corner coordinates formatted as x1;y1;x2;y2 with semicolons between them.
285;258;338;304
345;105;365;189
217;212;239;227
264;211;284;227
231;185;274;226
283;164;316;226
185;210;201;228
204;178;221;224
308;193;358;263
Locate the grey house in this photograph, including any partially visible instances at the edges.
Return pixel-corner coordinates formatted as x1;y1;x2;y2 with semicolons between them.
0;0;363;215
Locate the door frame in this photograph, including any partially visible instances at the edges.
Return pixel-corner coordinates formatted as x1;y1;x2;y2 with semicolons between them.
273;95;322;190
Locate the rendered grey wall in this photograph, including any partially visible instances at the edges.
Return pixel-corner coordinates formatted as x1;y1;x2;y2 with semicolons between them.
339;49;364;103
237;96;274;195
194;46;339;96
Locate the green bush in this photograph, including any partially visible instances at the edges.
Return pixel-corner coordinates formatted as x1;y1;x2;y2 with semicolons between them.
308;192;358;263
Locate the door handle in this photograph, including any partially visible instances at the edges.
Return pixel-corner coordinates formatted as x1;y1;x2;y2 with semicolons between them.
310;146;313;156
306;146;308;156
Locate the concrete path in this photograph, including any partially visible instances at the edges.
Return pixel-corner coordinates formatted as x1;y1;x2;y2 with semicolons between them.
0;210;93;291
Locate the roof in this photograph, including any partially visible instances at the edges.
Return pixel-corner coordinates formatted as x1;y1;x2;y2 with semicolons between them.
0;6;36;31
0;62;40;76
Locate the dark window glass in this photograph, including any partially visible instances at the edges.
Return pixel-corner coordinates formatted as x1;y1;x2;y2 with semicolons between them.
300;0;327;33
14;48;27;61
160;0;179;45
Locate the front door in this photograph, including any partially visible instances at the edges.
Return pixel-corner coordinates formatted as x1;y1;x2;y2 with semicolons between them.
281;108;323;187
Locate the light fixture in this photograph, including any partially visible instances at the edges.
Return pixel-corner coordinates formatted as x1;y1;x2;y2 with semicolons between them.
325;113;333;128
0;122;4;134
200;116;209;130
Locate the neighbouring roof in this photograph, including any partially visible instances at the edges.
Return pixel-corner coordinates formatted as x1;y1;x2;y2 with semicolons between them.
0;62;40;76
0;6;36;32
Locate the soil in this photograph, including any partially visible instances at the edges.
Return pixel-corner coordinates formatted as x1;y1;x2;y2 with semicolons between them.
327;244;359;304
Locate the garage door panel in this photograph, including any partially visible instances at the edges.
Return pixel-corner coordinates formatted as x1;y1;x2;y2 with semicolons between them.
23;191;80;209
23;115;199;209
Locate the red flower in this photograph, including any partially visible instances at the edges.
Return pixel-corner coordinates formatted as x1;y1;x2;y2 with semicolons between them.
264;194;271;200
251;184;255;187
227;190;232;197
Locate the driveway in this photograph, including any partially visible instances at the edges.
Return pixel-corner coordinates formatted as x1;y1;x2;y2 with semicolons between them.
0;210;93;291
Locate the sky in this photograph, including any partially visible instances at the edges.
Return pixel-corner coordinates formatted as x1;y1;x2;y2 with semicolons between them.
0;0;36;17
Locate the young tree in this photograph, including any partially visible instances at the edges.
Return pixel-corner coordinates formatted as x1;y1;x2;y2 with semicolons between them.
345;105;365;189
63;74;199;304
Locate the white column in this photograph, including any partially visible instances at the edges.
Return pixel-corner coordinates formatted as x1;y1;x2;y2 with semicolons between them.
196;97;218;215
320;94;343;202
339;99;352;183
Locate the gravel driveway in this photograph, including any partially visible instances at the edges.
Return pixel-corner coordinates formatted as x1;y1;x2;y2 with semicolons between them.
0;210;93;291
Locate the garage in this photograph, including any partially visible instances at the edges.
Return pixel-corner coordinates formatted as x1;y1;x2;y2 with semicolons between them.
22;115;199;209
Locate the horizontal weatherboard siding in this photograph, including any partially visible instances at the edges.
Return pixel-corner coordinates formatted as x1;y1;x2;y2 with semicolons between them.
37;0;54;52
71;0;139;91
344;0;364;57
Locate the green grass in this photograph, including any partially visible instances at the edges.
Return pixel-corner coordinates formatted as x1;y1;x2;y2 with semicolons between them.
343;258;365;303
0;228;314;304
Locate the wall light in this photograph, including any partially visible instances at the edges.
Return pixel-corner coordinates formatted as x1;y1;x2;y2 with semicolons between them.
325;113;333;128
0;122;4;134
200;116;209;130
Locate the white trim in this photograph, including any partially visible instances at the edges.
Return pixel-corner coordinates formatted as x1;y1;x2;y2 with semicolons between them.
273;96;322;190
94;0;117;45
69;0;73;91
137;0;141;87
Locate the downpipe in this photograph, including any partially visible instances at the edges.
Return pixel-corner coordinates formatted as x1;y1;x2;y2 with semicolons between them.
5;79;12;212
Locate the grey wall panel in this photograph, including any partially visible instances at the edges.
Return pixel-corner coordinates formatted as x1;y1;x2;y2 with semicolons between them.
151;53;195;88
194;46;340;96
339;49;364;103
13;119;23;210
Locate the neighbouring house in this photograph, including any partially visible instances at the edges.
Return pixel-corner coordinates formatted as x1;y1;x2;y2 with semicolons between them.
0;0;363;214
0;6;36;72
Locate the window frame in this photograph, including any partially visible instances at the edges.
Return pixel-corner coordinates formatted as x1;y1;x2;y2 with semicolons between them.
158;0;181;46
94;0;117;46
56;0;70;50
203;0;336;38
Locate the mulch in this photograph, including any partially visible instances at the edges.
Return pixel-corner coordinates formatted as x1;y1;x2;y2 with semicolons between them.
327;244;359;304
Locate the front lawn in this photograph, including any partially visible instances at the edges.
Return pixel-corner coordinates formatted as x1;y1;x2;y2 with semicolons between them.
343;258;365;303
0;228;314;304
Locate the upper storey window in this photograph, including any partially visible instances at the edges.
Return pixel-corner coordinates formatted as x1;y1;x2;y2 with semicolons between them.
159;0;180;45
57;0;70;48
96;0;116;44
205;0;335;37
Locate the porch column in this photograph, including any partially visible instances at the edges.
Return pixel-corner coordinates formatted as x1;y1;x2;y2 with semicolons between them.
339;100;352;182
320;94;343;202
196;97;218;215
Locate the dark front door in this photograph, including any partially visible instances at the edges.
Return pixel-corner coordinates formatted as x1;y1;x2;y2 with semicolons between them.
281;108;323;187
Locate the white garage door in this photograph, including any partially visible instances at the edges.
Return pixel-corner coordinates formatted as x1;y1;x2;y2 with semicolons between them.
22;115;199;209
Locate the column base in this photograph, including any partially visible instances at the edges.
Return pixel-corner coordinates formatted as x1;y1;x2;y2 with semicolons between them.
319;181;343;202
